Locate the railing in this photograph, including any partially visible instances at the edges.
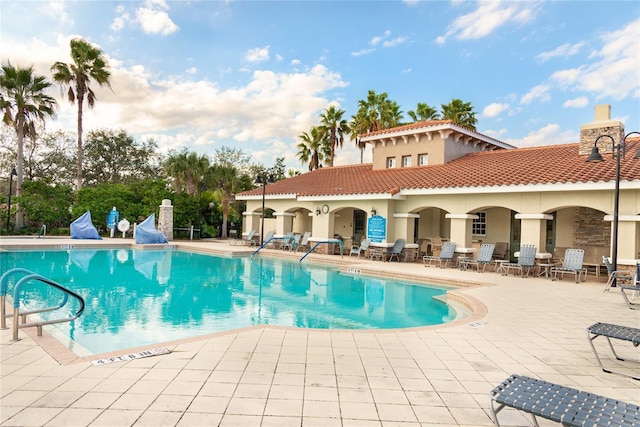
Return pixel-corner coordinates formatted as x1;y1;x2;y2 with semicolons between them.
299;239;344;262
251;236;282;257
1;268;85;341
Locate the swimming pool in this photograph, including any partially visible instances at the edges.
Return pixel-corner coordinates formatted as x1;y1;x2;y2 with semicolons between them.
1;249;459;355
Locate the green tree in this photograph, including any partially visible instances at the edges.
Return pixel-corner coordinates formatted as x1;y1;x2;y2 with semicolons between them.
17;181;73;229
440;98;477;130
407;102;440;122
164;149;209;196
0;62;57;230
83;129;160;185
297;126;330;171
348;111;368;164
318;105;349;167
51;38;112;190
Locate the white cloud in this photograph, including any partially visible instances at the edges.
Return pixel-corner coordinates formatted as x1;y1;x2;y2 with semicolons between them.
436;0;539;44
481;102;509;118
506;123;576;148
563;97;589;108
185;67;197;75
135;0;179;36
351;48;375;57
382;37;408;48
245;46;270;63
520;84;551;105
43;1;73;26
370;30;391;46
536;42;586;63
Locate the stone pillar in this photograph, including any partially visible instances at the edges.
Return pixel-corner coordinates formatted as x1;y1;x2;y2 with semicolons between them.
515;214;553;253
157;199;174;241
579;104;624;155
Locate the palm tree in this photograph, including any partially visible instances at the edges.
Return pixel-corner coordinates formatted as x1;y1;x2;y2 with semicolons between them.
205;164;247;239
349;111;368;164
318;105;349;167
164;150;210;196
407;102;440;122
0;63;57;230
51;38;111;190
440;98;477;130
297;126;330;171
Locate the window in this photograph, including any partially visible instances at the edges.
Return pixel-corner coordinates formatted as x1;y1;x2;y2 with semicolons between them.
472;211;487;236
402;155;412;167
418;153;429;166
386;157;396;168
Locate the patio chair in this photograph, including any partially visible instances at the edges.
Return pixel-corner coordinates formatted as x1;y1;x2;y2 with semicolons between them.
282;233;300;251
430;237;443;256
423;241;456;268
586;322;640;380
602;255;635;291
489;374;640;427
619;262;640;310
492;242;509;260
550;248;587;283
460;243;495;272
261;230;275;247
387;239;406;262
230;229;257;246
502;244;536;277
349;238;370;258
295;231;312;253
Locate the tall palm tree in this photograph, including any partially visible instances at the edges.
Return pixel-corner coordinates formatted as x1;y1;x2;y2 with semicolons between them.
349;111;368;164
205;164;245;239
407;102;440;122
440;98;477;130
164;150;189;193
0;63;57;230
297;126;330;171
318;105;349;167
51;38;111;190
164;150;210;196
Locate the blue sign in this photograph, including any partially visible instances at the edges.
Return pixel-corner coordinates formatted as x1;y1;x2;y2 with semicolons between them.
107;207;119;230
367;215;386;243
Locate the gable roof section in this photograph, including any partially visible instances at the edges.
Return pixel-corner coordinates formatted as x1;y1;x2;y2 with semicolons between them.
236;138;640;199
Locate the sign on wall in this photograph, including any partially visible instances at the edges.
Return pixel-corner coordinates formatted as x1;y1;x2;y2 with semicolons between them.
367;215;386;243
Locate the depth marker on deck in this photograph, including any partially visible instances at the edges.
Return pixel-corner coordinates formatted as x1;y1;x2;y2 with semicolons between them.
91;347;170;365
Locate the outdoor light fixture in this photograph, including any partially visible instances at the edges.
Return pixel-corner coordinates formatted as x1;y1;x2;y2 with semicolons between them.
255;173;274;246
6;166;17;232
586;131;640;285
315;207;321;216
371;207;377;216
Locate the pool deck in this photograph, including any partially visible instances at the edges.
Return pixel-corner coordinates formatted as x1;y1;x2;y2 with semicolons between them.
1;237;639;426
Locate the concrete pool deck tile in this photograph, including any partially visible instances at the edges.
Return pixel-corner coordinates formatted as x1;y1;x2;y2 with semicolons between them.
131;409;183;427
2;238;640;426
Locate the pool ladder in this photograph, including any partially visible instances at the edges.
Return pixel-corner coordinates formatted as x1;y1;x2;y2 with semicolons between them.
1;268;85;341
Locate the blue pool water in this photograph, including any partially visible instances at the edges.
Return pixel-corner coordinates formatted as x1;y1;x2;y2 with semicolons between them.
0;249;458;355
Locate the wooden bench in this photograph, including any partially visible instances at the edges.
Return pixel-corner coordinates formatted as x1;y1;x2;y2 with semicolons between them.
586;322;640;380
489;374;640;426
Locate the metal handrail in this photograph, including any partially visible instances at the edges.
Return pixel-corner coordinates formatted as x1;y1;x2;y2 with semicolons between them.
1;268;85;340
299;239;344;262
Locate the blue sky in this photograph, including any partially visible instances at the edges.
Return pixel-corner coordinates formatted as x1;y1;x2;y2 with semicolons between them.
1;0;639;170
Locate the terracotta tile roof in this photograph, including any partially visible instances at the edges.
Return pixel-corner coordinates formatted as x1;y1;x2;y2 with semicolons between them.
238;138;640;198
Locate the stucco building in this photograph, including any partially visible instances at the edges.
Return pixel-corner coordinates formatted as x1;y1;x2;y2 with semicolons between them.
236;105;640;270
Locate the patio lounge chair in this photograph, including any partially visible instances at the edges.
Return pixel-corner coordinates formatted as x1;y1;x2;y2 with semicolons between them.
387;238;406;262
602;255;634;291
460;243;495;272
619;262;640;310
282;233;300;251
492;241;509;261
230;229;257;246
349;238;370;258
586;322;640;380
501;244;536;277
423;241;456;268
261;230;275;247
550;248;587;283
489;374;640;427
295;231;312;253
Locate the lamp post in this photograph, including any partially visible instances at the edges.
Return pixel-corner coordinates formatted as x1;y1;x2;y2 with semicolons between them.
6;166;17;233
256;174;274;246
586;131;640;285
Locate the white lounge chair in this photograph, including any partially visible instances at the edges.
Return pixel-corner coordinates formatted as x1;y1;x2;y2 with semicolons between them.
295;231;312;253
502;244;536;277
602;255;634;292
550;248;587;283
423;241;456;268
387;239;406;262
349;238;370;257
460;243;495;272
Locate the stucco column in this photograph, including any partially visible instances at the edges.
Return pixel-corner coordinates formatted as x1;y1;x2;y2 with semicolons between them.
393;213;420;243
445;214;477;250
607;215;640;262
273;212;295;235
515;214;553;253
157;199;174;241
242;212;262;235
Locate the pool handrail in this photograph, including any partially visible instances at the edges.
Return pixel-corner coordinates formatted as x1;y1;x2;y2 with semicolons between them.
0;268;34;329
299;239;344;262
251;235;285;257
1;268;86;341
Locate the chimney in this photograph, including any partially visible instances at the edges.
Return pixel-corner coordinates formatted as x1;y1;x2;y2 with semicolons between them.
579;104;624;155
